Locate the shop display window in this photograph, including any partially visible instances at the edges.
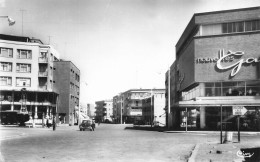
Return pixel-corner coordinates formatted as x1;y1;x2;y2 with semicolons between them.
181;81;260;101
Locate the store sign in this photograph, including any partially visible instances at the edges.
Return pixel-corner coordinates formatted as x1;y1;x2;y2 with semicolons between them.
130;109;142;116
196;49;260;76
232;106;247;115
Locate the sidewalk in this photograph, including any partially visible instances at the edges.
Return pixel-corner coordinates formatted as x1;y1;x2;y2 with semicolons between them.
189;141;260;162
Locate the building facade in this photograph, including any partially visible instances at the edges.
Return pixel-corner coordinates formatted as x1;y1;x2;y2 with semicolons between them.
142;89;166;126
54;61;80;125
0;34;59;125
113;89;165;124
167;7;260;131
95;100;113;122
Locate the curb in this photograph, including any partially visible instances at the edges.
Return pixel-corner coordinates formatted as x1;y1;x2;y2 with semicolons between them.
188;144;200;162
164;131;260;135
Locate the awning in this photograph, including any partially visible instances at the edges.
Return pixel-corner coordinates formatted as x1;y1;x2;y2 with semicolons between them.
176;96;260;107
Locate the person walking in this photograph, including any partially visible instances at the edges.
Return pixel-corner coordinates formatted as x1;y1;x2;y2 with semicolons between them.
91;120;95;131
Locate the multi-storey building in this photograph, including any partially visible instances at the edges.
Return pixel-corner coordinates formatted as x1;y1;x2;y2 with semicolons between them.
95;100;113;122
113;89;164;124
113;95;122;123
54;61;80;125
0;34;59;125
87;103;95;119
167;7;260;130
142;89;165;126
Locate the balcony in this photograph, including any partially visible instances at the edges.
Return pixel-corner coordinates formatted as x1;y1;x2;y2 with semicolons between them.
38;71;48;77
38;85;47;91
38;57;48;63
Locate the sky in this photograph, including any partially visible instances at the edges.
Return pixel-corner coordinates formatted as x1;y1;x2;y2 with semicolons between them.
1;0;260;104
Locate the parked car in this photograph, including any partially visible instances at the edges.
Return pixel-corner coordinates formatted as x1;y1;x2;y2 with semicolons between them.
79;119;93;131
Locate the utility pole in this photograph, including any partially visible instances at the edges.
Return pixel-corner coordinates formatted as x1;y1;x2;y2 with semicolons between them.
48;36;52;45
168;67;171;129
20;9;26;36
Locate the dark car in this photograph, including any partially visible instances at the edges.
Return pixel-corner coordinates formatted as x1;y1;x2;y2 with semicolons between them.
79;119;93;131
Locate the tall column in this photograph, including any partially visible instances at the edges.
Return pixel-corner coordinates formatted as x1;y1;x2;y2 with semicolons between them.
34;106;38;119
11;91;14;111
200;106;206;129
200;83;206;96
34;93;38;119
46;106;49;118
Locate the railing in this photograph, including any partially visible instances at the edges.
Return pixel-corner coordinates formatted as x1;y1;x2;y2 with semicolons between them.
38;71;48;77
38;57;48;63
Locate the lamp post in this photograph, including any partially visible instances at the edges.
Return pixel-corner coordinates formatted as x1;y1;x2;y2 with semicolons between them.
120;95;123;124
79;81;88;125
150;89;153;127
0;16;15;26
168;67;171;129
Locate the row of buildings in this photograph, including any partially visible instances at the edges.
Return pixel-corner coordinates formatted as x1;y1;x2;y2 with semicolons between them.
0;34;83;126
95;6;260;131
95;89;166;126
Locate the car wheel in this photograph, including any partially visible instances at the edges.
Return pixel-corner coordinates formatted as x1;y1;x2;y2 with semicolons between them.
80;129;82;131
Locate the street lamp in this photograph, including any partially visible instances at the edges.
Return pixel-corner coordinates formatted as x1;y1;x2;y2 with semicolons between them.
167;67;171;129
0;16;15;26
150;89;153;127
79;81;88;125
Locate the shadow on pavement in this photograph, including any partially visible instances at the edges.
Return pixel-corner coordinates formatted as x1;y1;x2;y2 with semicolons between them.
124;126;166;132
240;147;260;162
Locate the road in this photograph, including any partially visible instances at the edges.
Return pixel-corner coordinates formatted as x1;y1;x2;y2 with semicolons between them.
0;124;258;162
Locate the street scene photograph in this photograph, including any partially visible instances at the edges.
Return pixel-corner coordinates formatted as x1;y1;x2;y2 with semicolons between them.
1;0;260;161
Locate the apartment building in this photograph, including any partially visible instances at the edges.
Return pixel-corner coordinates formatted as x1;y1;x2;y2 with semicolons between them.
167;7;260;130
95;100;113;122
54;61;80;125
142;89;165;126
0;34;59;125
113;89;165;124
113;95;122;123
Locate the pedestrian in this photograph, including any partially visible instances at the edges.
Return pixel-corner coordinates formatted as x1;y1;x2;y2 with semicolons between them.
46;118;50;128
91;120;95;131
98;120;100;126
53;116;56;131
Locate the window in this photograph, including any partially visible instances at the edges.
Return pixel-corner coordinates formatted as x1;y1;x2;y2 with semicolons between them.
40;52;47;58
0;47;13;58
201;24;222;35
16;63;31;73
245;20;260;31
0;62;12;72
222;22;244;33
0;76;12;86
16;77;31;87
201;20;260;36
17;49;32;59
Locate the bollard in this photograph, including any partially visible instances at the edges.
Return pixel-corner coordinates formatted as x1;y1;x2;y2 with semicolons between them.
224;131;233;143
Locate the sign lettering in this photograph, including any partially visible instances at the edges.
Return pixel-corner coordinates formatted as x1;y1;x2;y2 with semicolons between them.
196;49;260;77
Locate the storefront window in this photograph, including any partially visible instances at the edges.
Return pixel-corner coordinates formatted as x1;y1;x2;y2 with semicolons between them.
180;109;197;128
180;81;260;101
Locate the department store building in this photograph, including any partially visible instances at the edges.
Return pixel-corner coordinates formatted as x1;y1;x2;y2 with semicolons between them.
169;7;260;130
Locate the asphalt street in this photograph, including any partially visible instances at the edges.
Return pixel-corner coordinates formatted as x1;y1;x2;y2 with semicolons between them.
0;124;259;162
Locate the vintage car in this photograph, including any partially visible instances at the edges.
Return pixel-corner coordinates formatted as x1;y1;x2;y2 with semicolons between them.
79;119;93;131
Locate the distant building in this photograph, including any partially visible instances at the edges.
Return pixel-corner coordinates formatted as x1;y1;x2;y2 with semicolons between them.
113;95;122;123
54;61;80;125
87;103;95;118
142;89;165;126
95;100;113;122
0;34;59;125
113;89;165;124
